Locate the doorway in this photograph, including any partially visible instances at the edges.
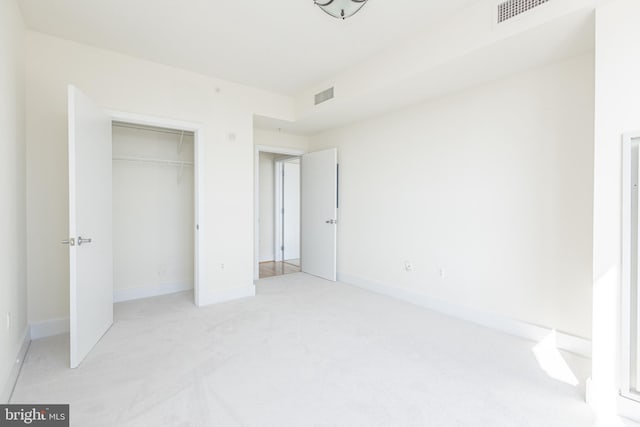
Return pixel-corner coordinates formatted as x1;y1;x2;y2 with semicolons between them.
109;111;204;307
277;157;301;266
258;152;302;279
254;144;339;282
111;122;195;302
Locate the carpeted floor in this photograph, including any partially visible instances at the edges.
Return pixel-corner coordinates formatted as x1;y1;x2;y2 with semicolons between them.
11;273;602;426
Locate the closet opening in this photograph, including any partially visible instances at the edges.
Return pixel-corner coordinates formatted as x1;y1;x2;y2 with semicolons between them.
111;120;200;304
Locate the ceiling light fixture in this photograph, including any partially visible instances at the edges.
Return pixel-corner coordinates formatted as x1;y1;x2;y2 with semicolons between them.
314;0;368;20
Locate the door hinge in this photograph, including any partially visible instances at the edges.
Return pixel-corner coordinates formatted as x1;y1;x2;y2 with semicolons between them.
61;237;76;246
281;245;284;251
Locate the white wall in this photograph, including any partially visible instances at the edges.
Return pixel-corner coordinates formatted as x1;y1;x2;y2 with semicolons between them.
259;152;276;262
254;129;310;152
310;53;594;339
0;0;27;402
112;125;194;300
591;0;640;417
25;31;294;324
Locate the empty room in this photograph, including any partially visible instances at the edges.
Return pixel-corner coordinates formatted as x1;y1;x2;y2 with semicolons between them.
1;0;640;426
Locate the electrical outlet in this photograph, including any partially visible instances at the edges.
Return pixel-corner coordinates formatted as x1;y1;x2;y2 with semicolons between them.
220;263;225;270
439;268;446;279
6;312;11;330
404;261;414;272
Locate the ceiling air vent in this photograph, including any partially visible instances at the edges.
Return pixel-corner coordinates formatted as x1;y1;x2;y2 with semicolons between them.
497;0;549;24
314;87;335;106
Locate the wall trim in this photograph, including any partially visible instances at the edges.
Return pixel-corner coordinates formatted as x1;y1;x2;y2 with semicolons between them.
338;273;591;358
113;282;193;303
198;284;256;307
1;327;30;403
30;318;69;340
30;284;253;339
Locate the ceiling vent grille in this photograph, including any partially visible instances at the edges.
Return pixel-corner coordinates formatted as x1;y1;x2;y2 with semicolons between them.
314;87;335;106
497;0;549;23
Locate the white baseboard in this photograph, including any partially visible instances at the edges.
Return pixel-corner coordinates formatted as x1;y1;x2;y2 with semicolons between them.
339;273;592;358
1;327;30;403
30;283;254;338
30;318;69;340
113;282;193;303
197;284;256;307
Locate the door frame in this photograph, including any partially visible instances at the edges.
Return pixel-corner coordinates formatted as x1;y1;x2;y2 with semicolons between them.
108;110;206;306
254;145;305;280
621;131;640;417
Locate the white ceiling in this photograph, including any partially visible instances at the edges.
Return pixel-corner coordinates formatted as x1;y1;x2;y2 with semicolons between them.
255;8;595;134
18;0;475;94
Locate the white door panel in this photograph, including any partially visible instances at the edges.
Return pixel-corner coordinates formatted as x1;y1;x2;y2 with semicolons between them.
301;148;337;281
68;85;113;368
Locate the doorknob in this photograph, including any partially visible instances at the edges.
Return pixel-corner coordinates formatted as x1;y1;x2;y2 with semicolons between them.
325;219;337;224
77;236;92;246
61;238;76;246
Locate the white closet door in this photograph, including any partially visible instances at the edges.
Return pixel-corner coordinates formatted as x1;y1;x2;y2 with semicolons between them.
67;85;113;368
301;148;338;281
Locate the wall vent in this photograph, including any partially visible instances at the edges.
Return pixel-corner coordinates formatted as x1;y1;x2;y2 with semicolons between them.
497;0;549;23
314;87;335;105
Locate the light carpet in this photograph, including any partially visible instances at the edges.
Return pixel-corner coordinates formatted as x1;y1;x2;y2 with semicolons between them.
12;273;598;426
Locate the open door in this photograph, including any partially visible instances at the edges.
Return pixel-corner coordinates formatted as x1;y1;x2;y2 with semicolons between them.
66;85;113;368
301;148;338;281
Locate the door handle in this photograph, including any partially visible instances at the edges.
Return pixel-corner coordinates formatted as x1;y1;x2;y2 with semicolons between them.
77;236;92;246
61;238;76;246
325;219;337;224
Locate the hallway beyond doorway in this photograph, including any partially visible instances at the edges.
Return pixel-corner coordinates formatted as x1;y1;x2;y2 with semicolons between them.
259;260;301;278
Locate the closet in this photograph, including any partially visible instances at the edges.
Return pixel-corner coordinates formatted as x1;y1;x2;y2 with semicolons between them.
111;122;195;302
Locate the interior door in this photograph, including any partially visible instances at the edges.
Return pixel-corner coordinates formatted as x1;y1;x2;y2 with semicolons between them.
66;85;113;368
283;161;300;261
301;148;338;281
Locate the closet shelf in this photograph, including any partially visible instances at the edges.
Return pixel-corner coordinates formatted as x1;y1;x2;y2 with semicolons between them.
113;156;194;167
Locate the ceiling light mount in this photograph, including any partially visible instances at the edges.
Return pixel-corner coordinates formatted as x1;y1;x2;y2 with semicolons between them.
314;0;368;20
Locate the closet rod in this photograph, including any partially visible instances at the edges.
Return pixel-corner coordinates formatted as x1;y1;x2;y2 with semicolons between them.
113;156;194;166
112;121;195;137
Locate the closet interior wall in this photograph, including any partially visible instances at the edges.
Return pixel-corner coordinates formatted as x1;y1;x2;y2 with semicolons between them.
112;123;195;302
